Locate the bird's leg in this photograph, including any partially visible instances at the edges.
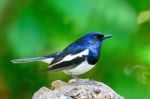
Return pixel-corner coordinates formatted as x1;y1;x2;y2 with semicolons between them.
70;74;88;84
70;74;80;81
71;74;79;80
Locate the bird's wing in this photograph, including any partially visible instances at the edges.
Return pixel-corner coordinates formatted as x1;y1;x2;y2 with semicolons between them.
46;49;89;71
41;51;62;64
45;51;62;58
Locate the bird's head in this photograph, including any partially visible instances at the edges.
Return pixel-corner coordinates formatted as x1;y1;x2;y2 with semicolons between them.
80;32;112;46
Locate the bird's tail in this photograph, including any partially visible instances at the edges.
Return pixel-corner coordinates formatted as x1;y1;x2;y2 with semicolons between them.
11;57;46;63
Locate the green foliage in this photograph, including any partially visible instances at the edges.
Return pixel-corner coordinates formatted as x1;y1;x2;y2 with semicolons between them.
0;0;150;99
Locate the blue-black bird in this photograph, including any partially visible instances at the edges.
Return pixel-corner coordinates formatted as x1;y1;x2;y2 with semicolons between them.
11;32;112;80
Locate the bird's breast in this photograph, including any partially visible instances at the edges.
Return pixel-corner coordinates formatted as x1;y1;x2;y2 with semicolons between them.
87;49;100;65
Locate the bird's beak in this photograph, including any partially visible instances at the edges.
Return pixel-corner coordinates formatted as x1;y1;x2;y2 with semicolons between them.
102;34;112;40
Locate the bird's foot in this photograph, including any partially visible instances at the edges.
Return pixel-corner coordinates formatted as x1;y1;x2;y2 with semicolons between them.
71;75;80;81
70;75;89;84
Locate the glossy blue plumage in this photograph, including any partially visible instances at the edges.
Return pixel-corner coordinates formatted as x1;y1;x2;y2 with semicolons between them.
65;32;102;65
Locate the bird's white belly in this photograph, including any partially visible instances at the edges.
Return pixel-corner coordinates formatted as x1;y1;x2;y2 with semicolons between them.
63;61;95;75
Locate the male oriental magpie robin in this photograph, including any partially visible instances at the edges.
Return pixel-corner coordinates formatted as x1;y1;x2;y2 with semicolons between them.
11;32;112;80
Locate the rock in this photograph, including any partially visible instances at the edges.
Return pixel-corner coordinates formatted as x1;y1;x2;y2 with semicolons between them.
33;79;124;99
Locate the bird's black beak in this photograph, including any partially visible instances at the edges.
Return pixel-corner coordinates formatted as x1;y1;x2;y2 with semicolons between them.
102;34;112;40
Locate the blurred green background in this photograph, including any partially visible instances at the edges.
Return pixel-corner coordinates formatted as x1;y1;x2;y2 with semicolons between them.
0;0;150;99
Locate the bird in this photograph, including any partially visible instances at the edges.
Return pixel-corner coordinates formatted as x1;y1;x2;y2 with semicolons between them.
11;32;112;80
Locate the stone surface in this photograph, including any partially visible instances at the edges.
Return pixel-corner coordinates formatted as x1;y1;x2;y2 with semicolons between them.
33;79;124;99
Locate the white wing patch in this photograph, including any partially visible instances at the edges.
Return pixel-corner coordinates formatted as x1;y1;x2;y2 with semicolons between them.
63;49;89;61
41;58;54;64
49;49;89;67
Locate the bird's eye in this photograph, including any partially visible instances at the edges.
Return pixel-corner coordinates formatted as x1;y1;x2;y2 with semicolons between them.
93;35;99;40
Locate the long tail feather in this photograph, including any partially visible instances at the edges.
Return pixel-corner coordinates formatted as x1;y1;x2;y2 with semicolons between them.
11;57;46;63
11;51;61;64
